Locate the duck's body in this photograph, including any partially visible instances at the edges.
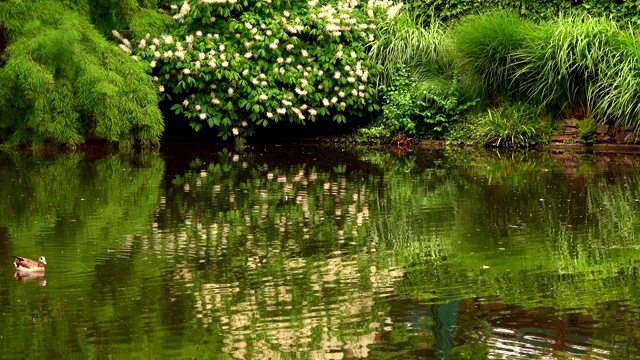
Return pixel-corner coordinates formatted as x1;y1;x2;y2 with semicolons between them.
13;256;46;273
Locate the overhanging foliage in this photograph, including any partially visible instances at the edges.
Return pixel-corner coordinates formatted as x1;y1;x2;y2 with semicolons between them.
0;0;164;146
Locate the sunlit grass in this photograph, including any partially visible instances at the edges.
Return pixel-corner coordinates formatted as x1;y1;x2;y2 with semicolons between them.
369;12;456;86
476;102;553;147
514;16;628;119
453;11;536;100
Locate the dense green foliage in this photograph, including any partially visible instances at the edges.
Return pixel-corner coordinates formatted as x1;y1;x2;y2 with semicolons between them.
5;0;640;146
366;7;640;145
121;0;400;139
0;1;165;146
475;102;552;147
359;65;476;141
403;0;640;23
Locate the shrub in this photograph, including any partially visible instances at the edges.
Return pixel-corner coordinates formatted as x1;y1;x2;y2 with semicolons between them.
402;0;640;24
117;0;401;140
0;1;163;147
476;102;552;147
359;65;477;141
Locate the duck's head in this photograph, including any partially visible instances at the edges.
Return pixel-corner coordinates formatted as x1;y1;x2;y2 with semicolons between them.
38;256;47;265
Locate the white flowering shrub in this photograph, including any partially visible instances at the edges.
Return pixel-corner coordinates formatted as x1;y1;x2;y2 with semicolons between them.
118;0;403;139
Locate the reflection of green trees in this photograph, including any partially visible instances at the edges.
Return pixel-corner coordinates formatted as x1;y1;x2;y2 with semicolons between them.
154;147;640;357
0;150;165;358
388;150;640;312
4;146;640;358
0;151;163;253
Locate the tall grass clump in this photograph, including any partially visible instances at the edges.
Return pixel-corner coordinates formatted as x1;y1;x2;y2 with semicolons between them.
515;16;627;120
590;29;640;131
368;12;456;86
453;11;537;101
476;102;553;147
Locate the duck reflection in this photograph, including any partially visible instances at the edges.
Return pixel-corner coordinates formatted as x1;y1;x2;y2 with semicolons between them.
14;272;47;286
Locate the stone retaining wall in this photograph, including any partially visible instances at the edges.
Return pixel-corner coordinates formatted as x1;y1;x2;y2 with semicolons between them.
551;119;640;144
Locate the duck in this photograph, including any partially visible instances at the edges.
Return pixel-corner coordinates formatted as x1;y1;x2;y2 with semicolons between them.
13;256;47;274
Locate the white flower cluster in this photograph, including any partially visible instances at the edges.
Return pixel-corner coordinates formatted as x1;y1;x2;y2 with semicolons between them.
311;0;382;37
113;30;133;54
200;0;238;4
121;0;382;135
173;1;191;22
284;17;305;34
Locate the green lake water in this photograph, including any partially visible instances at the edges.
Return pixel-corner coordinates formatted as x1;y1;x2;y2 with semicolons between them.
2;143;640;359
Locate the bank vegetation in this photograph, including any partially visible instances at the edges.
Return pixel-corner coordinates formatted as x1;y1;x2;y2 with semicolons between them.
2;0;640;147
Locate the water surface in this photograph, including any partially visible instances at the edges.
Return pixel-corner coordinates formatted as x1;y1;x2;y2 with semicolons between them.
2;144;640;359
